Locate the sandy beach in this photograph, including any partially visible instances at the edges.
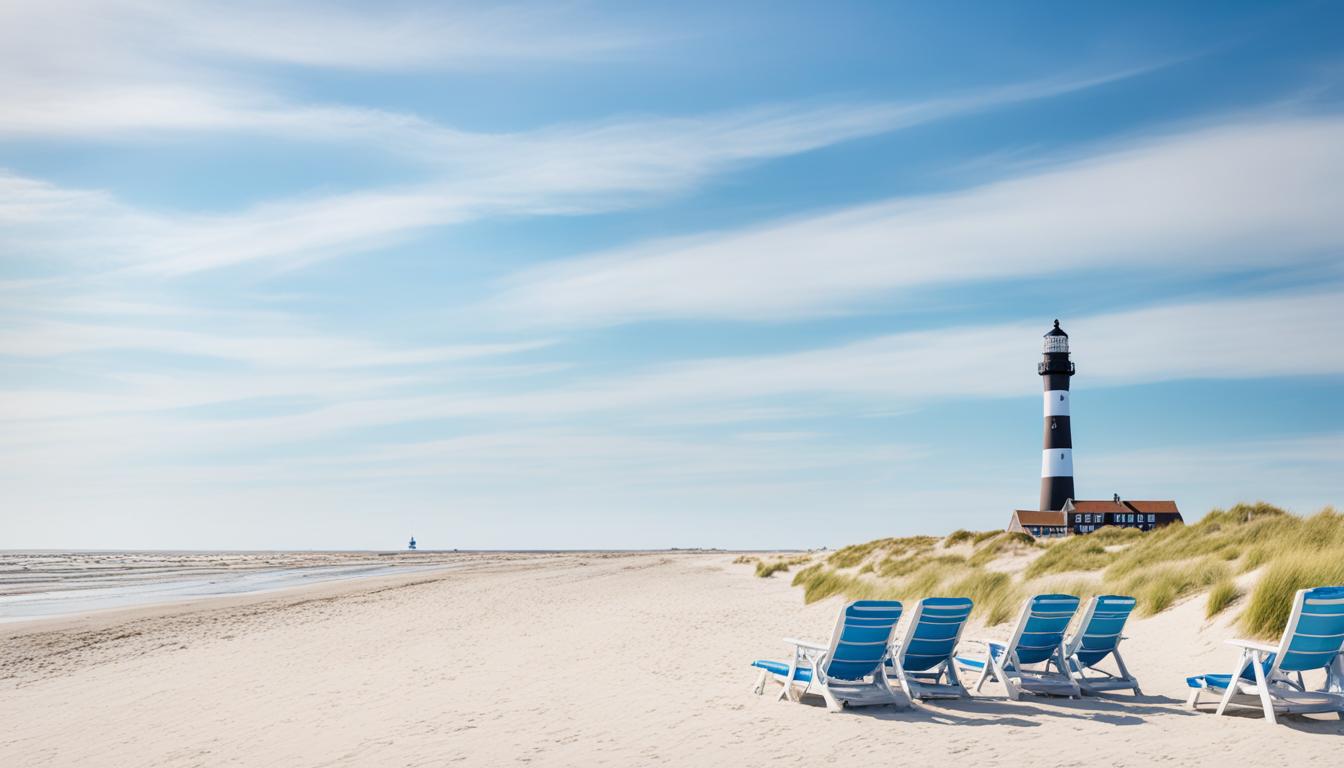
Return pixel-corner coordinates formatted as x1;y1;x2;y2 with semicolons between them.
0;551;1337;767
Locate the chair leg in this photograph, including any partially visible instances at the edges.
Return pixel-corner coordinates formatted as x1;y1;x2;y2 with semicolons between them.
752;669;768;696
1216;650;1249;716
993;658;1020;701
945;660;969;698
819;685;843;713
975;662;993;692
1251;661;1278;726
1185;687;1201;711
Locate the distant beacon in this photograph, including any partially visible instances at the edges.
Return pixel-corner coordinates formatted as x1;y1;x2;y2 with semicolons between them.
408;536;417;551
1038;320;1075;512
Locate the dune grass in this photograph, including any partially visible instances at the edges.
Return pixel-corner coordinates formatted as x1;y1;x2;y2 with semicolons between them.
1206;578;1242;618
752;554;813;578
783;503;1343;633
1241;549;1344;637
943;529;976;547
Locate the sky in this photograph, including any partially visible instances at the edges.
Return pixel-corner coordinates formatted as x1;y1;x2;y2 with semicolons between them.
2;0;1343;550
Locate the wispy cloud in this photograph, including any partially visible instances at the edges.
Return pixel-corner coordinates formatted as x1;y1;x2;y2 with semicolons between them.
494;114;1344;326
6;287;1338;454
3;74;1157;275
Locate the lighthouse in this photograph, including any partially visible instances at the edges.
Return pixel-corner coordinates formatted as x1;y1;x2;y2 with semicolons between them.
1007;320;1183;537
1039;320;1075;511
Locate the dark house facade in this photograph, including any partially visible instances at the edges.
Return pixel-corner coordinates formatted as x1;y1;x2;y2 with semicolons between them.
1009;499;1183;538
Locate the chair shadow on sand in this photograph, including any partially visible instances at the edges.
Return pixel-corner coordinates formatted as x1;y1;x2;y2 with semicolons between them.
785;691;1193;728
788;690;1344;733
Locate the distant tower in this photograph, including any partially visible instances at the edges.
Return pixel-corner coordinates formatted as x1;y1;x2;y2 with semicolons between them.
1039;320;1075;511
408;535;417;551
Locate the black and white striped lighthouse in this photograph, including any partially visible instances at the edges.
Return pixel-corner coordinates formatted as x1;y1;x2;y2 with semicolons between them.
1039;320;1075;511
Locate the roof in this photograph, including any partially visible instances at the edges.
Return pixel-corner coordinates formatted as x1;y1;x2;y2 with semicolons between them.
1045;319;1068;337
1010;510;1066;526
1068;499;1180;516
1070;500;1128;514
1123;500;1180;514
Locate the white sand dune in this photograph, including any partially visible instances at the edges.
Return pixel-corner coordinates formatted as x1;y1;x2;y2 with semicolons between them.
1;552;1339;766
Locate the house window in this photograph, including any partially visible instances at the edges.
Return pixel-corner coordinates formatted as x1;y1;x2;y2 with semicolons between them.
1074;514;1081;523
1147;513;1155;523
1084;514;1092;523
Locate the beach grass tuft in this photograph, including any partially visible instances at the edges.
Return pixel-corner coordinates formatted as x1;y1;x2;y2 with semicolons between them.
754;554;812;578
1241;547;1344;637
1206;578;1242;618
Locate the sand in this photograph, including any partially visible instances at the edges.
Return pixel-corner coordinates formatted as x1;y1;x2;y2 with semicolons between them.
1;552;1339;766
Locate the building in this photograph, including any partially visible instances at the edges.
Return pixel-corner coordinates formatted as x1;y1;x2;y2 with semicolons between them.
1008;498;1183;537
1009;321;1182;537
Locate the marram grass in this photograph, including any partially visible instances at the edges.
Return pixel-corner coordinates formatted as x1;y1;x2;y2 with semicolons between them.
1205;578;1242;618
751;554;813;578
787;503;1344;634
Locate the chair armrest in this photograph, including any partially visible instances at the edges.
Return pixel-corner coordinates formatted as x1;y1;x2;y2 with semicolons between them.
784;637;828;652
1226;639;1278;654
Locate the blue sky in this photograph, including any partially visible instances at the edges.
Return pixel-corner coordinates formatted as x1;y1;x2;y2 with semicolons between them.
2;1;1342;549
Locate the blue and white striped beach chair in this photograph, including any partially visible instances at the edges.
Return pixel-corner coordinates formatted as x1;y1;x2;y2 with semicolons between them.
1064;595;1141;695
887;597;974;700
1186;586;1344;725
955;593;1082;700
751;600;911;712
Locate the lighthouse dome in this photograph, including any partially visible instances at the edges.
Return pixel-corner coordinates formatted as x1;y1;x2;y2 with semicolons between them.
1043;319;1069;353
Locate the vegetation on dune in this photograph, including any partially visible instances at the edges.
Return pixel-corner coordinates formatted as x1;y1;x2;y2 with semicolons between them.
784;503;1344;635
747;554;813;578
943;529;976;547
1206;578;1243;618
1241;549;1344;637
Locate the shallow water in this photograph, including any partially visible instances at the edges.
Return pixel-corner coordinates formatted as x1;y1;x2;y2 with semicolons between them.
0;563;448;623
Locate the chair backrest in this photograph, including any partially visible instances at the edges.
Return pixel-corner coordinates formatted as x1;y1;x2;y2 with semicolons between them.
822;600;903;681
897;597;974;672
1270;586;1344;674
1067;594;1137;667
1006;594;1080;665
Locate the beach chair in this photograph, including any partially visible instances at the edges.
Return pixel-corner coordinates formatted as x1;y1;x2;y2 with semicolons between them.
885;597;974;700
1063;595;1141;695
954;594;1082;700
751;600;910;712
1186;586;1344;725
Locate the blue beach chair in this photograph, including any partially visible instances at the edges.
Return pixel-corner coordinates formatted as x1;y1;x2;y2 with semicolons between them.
955;593;1082;700
1186;586;1344;725
886;597;974;700
1064;595;1141;695
751;600;911;712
